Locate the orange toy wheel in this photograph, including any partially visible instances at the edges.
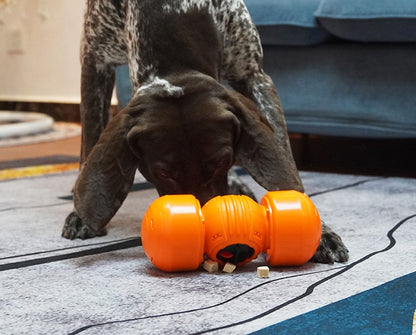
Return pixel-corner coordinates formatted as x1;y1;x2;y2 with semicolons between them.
261;191;321;266
141;195;205;272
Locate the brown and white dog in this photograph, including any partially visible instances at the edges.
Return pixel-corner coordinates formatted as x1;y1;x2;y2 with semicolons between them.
62;0;348;264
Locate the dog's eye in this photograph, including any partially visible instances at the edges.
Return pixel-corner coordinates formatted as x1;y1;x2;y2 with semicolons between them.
216;150;234;170
205;153;233;182
217;157;232;170
155;168;172;180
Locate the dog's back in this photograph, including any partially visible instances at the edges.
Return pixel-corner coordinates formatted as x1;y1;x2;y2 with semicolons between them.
136;0;222;81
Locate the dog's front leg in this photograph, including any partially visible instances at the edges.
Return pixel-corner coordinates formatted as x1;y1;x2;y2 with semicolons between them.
80;52;116;163
247;73;349;263
311;224;349;263
62;113;137;240
225;56;349;262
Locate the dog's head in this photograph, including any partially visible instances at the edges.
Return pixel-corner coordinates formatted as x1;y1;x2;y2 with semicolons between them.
124;73;285;205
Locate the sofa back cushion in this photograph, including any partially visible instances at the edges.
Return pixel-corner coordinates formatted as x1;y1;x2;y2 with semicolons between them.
315;0;416;42
244;0;330;45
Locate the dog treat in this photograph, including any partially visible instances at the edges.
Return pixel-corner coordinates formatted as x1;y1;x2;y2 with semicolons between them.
257;266;270;278
203;259;219;273
222;262;237;273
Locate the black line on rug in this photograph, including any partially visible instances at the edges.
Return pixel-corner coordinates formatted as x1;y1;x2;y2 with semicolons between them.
67;214;416;335
1;181;154;209
0;237;141;261
194;213;416;334
308;177;387;197
66;266;348;335
0;238;141;271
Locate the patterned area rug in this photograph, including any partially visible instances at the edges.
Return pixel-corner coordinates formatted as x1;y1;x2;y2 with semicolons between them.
1;170;415;334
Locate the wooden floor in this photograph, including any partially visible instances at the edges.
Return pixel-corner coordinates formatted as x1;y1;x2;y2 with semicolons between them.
0;135;80;162
0;129;414;179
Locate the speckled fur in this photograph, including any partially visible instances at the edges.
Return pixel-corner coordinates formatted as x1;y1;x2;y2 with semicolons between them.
63;0;349;264
81;0;261;90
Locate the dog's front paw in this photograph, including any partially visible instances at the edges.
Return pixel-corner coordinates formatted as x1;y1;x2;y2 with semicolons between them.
62;212;106;240
310;224;349;264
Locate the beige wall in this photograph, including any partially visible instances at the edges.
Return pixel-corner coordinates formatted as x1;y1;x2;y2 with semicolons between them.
0;0;87;103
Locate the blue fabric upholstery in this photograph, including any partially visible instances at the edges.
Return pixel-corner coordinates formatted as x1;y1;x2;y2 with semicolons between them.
263;43;416;138
115;65;132;109
315;0;416;42
244;0;330;46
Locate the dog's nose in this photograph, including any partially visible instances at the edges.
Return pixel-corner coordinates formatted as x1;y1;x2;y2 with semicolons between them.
197;196;211;207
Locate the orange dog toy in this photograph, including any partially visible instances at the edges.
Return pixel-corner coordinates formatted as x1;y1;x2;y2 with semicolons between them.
141;191;321;272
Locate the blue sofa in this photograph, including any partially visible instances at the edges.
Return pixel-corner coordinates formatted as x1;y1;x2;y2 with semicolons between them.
116;0;416;138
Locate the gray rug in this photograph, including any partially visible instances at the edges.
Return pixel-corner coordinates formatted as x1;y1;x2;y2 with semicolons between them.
1;170;415;334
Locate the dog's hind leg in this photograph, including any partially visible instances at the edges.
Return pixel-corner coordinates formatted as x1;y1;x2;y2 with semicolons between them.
80;51;116;164
220;4;303;192
79;0;128;163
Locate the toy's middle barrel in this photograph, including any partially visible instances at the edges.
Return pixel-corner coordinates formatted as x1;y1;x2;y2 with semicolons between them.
203;195;267;266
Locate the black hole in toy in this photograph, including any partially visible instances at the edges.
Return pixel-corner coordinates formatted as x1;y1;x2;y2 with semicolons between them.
217;244;254;265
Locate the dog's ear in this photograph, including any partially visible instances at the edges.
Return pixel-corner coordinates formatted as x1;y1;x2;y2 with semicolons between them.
225;90;301;191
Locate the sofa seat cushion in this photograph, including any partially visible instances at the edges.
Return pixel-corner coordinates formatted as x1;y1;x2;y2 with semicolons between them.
244;0;330;46
315;0;416;42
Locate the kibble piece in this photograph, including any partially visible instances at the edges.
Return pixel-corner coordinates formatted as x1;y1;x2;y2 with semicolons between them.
257;266;270;278
203;259;219;273
222;262;237;273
